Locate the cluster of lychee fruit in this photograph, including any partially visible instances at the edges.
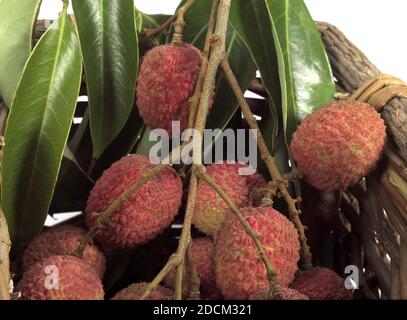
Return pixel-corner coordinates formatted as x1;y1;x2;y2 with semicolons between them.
16;41;386;300
17;158;351;300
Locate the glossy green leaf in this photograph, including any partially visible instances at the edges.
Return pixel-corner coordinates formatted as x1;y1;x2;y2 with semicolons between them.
72;0;139;159
135;126;155;156
92;107;145;178
265;0;336;141
230;1;281;108
0;0;42;107
2;10;82;244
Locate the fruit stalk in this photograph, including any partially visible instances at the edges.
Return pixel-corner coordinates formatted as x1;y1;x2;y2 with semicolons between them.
141;0;231;300
187;0;219;128
0;209;11;300
174;0;230;300
142;0;195;41
172;0;196;45
220;57;313;269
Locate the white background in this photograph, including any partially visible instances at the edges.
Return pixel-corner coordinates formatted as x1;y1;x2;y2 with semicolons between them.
38;0;407;81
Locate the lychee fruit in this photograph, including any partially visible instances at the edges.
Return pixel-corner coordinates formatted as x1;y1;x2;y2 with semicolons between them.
136;43;202;134
193;162;266;236
249;286;309;300
164;237;222;299
290;267;352;300
215;207;300;299
17;255;104;300
22;224;106;278
290;100;386;191
86;154;183;248
112;283;173;300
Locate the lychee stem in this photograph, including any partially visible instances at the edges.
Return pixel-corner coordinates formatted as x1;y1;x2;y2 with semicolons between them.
0;209;11;300
141;0;231;301
197;170;281;293
220;57;313;269
175;0;231;300
187;0;219;129
171;0;196;45
142;15;176;40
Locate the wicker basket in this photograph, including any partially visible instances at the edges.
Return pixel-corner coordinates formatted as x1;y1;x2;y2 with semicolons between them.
317;22;407;299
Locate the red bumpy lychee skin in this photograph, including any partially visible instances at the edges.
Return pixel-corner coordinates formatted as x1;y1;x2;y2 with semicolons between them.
86;154;182;248
290;267;352;300
18;255;104;300
215;207;300;300
22;224;106;278
112;283;173;300
290;100;386;191
249;286;309;300
136;44;202;134
193;162;266;236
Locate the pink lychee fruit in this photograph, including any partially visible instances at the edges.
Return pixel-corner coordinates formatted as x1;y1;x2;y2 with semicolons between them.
17;255;104;300
112;282;173;300
193;162;266;236
290;100;386;191
22;224;106;278
86;154;183;248
215;207;300;299
249;286;309;300
136;43;203;134
290;267;352;300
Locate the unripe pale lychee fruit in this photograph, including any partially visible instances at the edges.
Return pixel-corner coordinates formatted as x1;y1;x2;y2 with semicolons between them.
136;44;202;134
193;162;266;236
215;207;300;299
164;237;222;299
17;255;104;300
112;283;173;300
86;154;182;248
290;267;352;300
290;100;386;191
249;286;309;300
22;224;106;278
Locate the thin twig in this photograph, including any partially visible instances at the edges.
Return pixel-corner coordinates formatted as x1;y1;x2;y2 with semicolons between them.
187;0;219;129
174;0;232;300
143;16;176;39
220;57;313;269
141;0;231;300
172;0;196;45
0;210;11;300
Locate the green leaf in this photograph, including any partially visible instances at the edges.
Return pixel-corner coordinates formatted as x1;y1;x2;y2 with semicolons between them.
72;0;139;159
2;10;82;244
0;0;42;107
135;126;155;156
265;0;336;142
92;107;145;178
135;11;170;31
230;0;281;111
